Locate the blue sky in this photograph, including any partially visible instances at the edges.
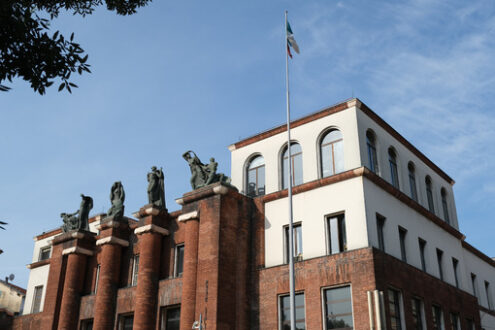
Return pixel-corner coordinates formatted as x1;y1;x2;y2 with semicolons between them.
1;0;494;287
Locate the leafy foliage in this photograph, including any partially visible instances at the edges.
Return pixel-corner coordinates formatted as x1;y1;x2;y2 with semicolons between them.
0;0;151;94
0;220;7;230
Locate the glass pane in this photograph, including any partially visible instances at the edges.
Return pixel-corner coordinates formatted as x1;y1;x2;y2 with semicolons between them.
329;217;340;254
325;286;353;330
280;293;305;330
293;153;303;186
247;169;257;196
258;166;265;195
176;246;184;277
334;140;344;174
283;157;289;189
321;144;333;177
294;226;303;256
322;130;342;144
249;155;264;169
166;307;180;330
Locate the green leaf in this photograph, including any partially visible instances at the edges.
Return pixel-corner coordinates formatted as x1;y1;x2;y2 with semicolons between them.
58;83;65;91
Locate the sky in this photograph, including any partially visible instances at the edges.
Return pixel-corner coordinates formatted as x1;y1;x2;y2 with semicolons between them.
1;0;495;288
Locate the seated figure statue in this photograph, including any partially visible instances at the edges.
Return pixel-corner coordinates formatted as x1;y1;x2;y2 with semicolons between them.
61;194;93;232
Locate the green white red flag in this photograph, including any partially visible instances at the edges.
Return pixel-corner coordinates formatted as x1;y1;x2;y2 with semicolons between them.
286;21;300;58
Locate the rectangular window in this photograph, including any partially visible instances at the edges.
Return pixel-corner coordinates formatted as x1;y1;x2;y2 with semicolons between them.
486;281;493;310
409;172;418;202
131;254;139;286
452;258;459;288
466;319;475;330
284;224;303;263
119;314;134;330
38;246;51;261
323;286;353;330
174;244;184;277
450;313;460;330
31;285;43;313
418;238;427;272
327;214;346;255
411;297;424;330
160;306;180;330
279;292;305;330
388;288;403;330
81;319;94;330
93;264;101;294
376;214;386;252
432;305;444;330
436;249;444;281
390;159;400;189
398;227;407;262
471;273;478;299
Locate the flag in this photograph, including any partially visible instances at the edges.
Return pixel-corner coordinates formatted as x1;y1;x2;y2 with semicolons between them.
286;21;300;58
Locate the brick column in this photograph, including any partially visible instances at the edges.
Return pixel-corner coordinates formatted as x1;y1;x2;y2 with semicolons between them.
93;218;130;330
133;206;169;330
178;211;200;330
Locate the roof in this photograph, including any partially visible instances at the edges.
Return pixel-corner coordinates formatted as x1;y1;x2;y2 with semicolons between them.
0;280;26;295
229;98;454;185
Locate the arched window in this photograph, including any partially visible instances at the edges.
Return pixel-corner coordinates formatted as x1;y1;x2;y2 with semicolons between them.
320;129;344;178
425;176;435;213
246;155;265;197
408;162;418;202
441;188;450;224
388;147;399;189
282;143;303;189
366;130;379;173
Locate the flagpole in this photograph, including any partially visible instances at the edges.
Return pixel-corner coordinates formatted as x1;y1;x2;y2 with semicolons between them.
285;10;297;330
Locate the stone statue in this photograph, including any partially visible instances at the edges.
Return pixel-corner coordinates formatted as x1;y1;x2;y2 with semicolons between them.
147;166;166;209
182;151;231;190
61;194;93;233
107;181;125;220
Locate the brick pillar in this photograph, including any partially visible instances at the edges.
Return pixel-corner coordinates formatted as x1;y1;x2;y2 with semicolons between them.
93;218;130;330
42;230;95;330
178;212;199;330
133;206;169;330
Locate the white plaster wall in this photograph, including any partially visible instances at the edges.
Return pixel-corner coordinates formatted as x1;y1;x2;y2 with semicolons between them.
23;265;49;314
480;311;495;330
355;109;459;229
264;176;368;267
461;248;495;310
363;178;470;292
230;104;362;195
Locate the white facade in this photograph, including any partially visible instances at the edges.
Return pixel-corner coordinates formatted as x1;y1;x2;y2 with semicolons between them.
229;98;495;329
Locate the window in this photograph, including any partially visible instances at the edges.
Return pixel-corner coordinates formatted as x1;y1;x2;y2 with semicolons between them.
282;143;303;189
323;286;353;330
93;264;101;294
485;281;493;310
31;285;43;313
284;224;303;263
81;319;94;330
452;258;459;288
160;306;180;330
471;273;478;299
174;244;184;277
279;292;305;330
408;162;418;202
388;288;403;330
131;254;139;286
320;129;344;177
441;188;450;224
450;313;460;330
246;155;265;197
388;148;400;189
119;314;134;330
366;130;379;173
411;298;424;330
432;305;444;330
426;176;435;213
418;238;427;272
38;246;51;261
398;227;407;262
436;249;444;281
466;319;475;330
376;214;386;251
327;214;346;254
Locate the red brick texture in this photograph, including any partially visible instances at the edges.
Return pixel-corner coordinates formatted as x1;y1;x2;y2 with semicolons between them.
179;218;199;330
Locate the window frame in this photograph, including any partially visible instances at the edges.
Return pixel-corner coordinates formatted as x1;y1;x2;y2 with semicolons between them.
441;188;450;224
118;313;134;330
418;238;427;272
398;226;407;263
278;291;306;330
131;254;140;287
376;214;386;252
366;130;379;174
38;246;51;261
436;249;444;281
320;129;344;178
245;154;265;197
387;287;405;330
485;281;493;310
321;284;354;330
388;147;400;189
326;213;347;255
450;312;460;330
408;162;418;202
452;258;460;288
426;176;435;214
31;285;43;314
281;142;303;189
160;305;181;330
432;304;445;330
80;318;94;330
174;244;185;278
471;273;478;300
93;264;101;294
284;222;303;263
411;296;425;330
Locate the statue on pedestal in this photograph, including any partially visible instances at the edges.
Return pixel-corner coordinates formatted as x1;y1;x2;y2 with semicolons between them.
61;194;93;232
107;181;125;221
182;151;231;190
147;166;166;209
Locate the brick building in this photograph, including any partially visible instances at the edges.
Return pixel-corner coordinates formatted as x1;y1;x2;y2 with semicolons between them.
12;98;495;330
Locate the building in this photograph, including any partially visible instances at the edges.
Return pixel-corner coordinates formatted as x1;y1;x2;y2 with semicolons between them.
0;278;26;329
11;98;495;330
